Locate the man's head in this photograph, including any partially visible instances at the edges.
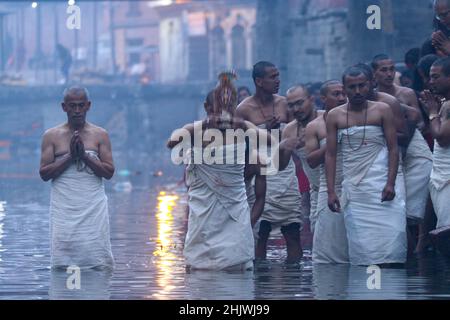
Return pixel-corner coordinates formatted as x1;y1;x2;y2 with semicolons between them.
320;80;347;111
62;86;91;126
237;86;251;104
342;66;370;106
286;85;314;122
430;57;450;95
252;61;280;94
434;0;450;29
418;54;439;90
404;48;420;70
371;54;396;87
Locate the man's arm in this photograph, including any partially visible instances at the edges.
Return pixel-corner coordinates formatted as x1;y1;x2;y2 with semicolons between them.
82;130;115;180
277;125;301;171
432;104;450;147
388;98;410;147
245;164;266;227
167;123;196;149
39;131;73;181
235;104;248;121
305;122;325;169
421;91;450;147
325;111;340;212
381;104;399;202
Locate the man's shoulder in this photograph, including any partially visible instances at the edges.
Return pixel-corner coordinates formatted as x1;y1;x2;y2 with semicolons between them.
274;94;287;103
237;96;255;110
307;115;324;130
87;122;108;135
274;95;287;108
43;124;66;138
397;85;416;98
283;119;298;135
328;105;345;117
377;91;397;104
370;100;390;111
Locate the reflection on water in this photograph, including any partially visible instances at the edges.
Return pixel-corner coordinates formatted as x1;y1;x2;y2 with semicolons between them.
1;172;450;299
152;191;180;299
0;201;5;264
49;268;113;300
185;270;255;300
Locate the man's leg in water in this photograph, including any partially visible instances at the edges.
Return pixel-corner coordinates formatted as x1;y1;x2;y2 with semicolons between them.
281;222;303;263
255;220;271;260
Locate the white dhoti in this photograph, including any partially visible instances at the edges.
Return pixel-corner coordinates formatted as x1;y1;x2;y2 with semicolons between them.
403;129;433;222
339;126;407;266
429;141;450;229
184;143;254;270
295;147;320;232
247;124;302;231
50;151;114;269
313;138;349;264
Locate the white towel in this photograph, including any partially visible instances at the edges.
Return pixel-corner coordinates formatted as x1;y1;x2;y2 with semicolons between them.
50;150;114;269
430;141;450;228
184;143;254;270
339;126;407;266
294;147;320;231
313;138;349;264
403;129;433;221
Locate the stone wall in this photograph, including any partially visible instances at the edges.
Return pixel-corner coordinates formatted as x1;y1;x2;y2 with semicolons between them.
255;0;434;88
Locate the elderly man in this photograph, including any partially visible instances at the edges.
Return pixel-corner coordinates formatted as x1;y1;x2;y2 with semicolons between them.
39;87;115;269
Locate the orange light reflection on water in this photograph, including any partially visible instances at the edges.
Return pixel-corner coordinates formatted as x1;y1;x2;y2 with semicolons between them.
152;191;179;298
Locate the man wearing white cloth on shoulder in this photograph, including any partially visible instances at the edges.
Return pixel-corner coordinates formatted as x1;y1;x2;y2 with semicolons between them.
422;57;450;230
326;66;407;266
39;86;115;269
167;72;269;271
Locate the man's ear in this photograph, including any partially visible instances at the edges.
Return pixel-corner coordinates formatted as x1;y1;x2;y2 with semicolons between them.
255;77;263;88
86;101;92;111
61;102;67;111
320;95;327;104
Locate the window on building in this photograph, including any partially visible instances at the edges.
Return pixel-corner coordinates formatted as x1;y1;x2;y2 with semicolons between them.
231;24;246;70
210;26;226;77
129;52;141;65
127;3;141;17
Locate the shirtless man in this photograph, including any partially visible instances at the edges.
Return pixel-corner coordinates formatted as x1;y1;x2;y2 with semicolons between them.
372;56;434;253
304;80;349;263
236;61;303;263
326;66;407;266
278;85;323;233
39;86;115;269
422;57;450;234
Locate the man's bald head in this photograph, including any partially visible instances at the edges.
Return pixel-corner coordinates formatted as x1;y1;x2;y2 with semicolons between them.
286;84;310;97
320;80;342;96
63;86;90;102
